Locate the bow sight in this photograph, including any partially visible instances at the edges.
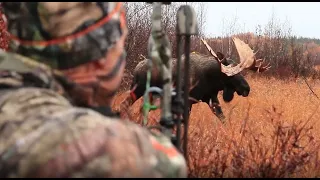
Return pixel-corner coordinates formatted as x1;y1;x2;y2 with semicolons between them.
144;2;198;160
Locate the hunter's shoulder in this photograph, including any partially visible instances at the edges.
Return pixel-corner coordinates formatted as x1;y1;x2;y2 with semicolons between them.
0;51;65;93
0;50;49;72
0;87;187;178
0;50;26;71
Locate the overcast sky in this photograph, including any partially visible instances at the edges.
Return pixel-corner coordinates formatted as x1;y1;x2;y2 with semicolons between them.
203;2;320;39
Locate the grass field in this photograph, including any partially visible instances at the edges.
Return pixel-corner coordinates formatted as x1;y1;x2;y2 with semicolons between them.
111;75;320;178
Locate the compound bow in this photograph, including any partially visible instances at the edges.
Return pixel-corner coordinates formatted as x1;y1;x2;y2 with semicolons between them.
143;2;198;161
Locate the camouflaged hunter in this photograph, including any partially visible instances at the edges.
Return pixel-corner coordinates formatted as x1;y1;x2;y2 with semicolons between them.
0;2;187;178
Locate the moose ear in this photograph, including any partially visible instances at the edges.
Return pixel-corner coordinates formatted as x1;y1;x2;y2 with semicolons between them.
216;52;229;64
216;52;225;61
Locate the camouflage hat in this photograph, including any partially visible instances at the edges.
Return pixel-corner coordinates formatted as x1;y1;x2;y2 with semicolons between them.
2;2;126;70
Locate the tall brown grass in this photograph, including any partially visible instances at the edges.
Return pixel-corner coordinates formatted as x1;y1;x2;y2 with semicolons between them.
112;76;320;178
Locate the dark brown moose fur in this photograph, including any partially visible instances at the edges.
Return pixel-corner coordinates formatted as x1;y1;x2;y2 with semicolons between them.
124;52;251;122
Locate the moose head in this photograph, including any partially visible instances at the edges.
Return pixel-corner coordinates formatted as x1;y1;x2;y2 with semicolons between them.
201;37;271;102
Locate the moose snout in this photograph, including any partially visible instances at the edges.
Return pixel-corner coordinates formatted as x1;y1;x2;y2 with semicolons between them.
235;85;250;97
242;89;249;97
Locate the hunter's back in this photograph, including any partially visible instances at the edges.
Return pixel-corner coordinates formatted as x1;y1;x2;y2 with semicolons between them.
0;51;187;178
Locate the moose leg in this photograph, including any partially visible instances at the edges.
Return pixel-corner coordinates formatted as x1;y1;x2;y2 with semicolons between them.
209;94;226;122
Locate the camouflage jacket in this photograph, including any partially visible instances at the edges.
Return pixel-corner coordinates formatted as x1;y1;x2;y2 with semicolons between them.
0;50;187;178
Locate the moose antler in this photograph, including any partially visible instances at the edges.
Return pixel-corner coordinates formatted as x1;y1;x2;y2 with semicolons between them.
248;59;271;72
232;37;271;73
201;38;243;76
200;37;271;76
200;38;219;61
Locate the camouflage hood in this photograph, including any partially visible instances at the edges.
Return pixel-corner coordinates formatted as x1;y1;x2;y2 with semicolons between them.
2;2;126;70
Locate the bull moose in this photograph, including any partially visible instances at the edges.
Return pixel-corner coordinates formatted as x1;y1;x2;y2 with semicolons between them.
121;37;270;122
